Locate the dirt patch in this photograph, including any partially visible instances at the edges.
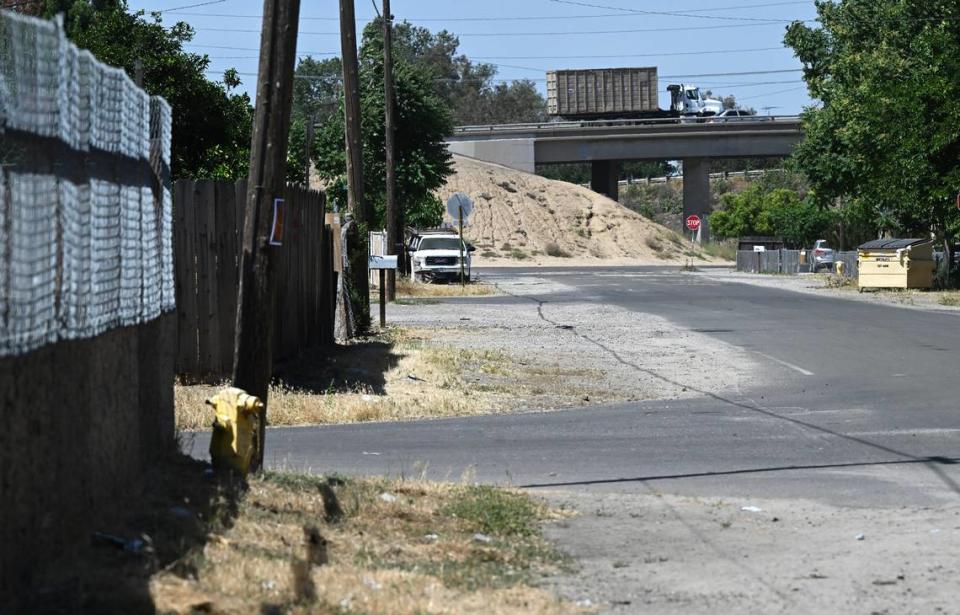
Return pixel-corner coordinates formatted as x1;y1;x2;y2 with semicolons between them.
389;275;759;404
543;490;960;613
177;273;759;430
149;472;575;614
175;327;611;430
440;155;724;266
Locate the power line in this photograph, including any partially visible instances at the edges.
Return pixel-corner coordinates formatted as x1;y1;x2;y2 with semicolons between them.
737;85;808;100
547;0;793;23
195;21;809;37
157;0;225;12
194;45;790;60
474;47;789;60
167;1;811;22
206;68;802;83
185;43;339;55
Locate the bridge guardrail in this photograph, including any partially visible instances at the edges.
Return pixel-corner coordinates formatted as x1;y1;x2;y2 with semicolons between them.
452;116;801;134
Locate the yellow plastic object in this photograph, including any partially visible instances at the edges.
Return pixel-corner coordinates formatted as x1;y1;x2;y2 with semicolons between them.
207;387;264;475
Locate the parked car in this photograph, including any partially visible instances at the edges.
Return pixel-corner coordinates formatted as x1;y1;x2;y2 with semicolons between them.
407;229;474;283
708;108;759;123
810;239;835;271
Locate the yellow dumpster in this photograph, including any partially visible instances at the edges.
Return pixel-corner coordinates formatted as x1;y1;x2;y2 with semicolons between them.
857;238;936;291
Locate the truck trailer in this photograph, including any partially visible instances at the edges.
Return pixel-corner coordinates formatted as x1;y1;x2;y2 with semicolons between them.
546;67;723;121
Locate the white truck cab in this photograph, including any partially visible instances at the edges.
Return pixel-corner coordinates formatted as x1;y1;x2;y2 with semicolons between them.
408;230;473;283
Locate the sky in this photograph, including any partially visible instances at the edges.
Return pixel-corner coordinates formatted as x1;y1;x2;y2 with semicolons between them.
128;0;820;117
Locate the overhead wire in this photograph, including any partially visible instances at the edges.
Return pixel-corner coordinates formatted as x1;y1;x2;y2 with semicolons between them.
547;0;794;22
194;21;807;36
165;0;811;22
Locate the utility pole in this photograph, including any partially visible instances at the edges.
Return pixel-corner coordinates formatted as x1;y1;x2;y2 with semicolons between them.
383;0;399;301
233;0;301;472
340;0;370;329
304;115;315;187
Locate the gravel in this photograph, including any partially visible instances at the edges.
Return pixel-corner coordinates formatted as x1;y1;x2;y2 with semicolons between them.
543;489;960;614
388;275;761;405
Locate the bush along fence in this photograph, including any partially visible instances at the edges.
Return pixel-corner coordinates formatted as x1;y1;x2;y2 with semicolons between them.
736;250;859;278
174;179;336;383
0;10;175;600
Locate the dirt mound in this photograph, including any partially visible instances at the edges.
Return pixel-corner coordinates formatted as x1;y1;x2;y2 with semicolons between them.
438;155;713;265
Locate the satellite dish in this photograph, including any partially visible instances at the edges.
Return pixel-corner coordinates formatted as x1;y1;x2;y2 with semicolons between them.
446;192;474;221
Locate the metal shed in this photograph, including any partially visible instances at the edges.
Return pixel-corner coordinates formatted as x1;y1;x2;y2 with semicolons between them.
857;238;936;291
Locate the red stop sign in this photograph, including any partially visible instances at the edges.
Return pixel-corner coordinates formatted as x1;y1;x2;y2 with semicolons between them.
685;215;702;231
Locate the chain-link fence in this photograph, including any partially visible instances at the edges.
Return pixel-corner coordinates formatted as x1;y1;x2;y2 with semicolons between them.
0;10;173;356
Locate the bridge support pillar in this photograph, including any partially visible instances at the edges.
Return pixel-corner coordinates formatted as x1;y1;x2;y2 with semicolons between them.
683;157;711;242
590;160;620;202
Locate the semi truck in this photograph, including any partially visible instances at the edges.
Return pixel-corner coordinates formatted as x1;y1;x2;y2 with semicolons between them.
546;67;723;121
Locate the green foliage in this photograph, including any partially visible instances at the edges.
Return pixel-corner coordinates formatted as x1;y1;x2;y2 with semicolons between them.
443;486;541;538
44;0;252;179
711;185;834;247
365;19;545;126
312;20;453;229
537;161;672;185
291;56;342;125
784;0;960;242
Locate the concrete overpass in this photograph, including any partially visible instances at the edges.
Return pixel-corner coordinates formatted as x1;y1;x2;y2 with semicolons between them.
446;117;803;240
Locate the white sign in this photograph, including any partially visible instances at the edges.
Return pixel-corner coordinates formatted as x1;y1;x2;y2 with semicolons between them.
446;192;474;221
368;254;398;270
753;245;766;252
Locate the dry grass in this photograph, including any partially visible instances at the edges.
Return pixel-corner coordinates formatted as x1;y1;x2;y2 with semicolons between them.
938;293;960;307
150;472;577;614
700;240;737;262
395;278;498;298
175;328;607;430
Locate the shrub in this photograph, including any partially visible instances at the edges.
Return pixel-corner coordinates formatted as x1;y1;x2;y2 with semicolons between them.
544;242;571;257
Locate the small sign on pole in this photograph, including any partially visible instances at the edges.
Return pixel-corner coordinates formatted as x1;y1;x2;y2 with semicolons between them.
446;193;474;287
368;255;398;329
368;255;398;270
446;192;474;221
685;215;702;232
268;198;285;246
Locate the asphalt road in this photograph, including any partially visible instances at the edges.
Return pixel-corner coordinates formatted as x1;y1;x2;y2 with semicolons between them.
186;267;960;507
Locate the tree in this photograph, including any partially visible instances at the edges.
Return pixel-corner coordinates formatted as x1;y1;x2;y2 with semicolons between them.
312;20;453;230
291;55;342;126
784;0;960;253
42;0;252;179
383;20;545;125
710;185;774;239
710;184;834;247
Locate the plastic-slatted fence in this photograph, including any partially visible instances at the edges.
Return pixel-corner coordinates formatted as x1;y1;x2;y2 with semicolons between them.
0;11;173;356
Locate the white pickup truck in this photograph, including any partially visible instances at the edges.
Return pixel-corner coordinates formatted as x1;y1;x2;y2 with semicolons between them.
408;230;473;283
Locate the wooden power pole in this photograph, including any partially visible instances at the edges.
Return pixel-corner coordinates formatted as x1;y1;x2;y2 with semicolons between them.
340;0;370;328
383;0;398;301
233;0;302;472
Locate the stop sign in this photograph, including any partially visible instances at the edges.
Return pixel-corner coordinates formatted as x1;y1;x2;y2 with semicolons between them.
685;215;702;231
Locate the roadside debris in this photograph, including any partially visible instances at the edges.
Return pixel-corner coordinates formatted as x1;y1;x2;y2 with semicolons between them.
379;492;397;503
855;533;865;541
92;532;149;554
741;506;763;513
473;532;493;543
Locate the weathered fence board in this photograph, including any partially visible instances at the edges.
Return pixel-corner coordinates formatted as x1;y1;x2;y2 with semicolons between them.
174;179;333;382
174;180;199;376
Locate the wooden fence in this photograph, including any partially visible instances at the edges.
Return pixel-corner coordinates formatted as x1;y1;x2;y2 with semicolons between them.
174;179;335;382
